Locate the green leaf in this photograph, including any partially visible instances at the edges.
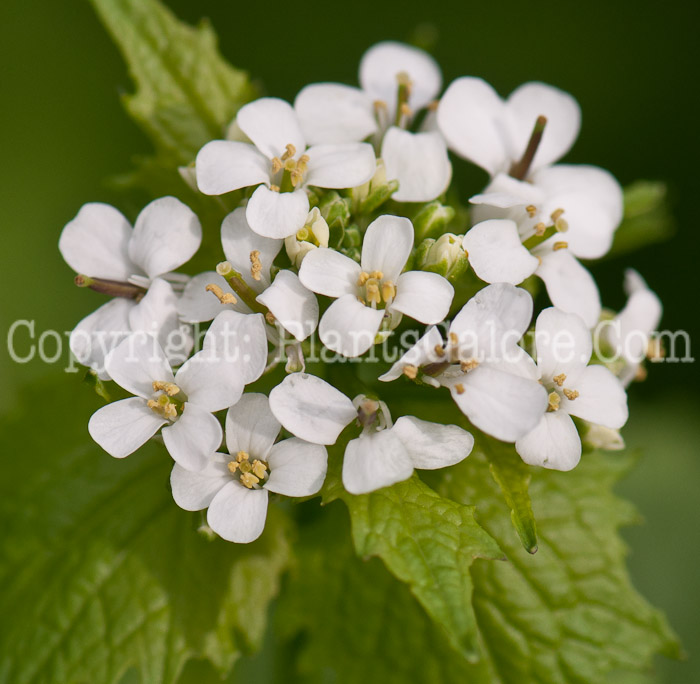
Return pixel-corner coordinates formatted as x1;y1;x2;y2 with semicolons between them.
0;380;292;684
89;0;255;194
608;181;675;257
438;449;681;683
484;437;538;554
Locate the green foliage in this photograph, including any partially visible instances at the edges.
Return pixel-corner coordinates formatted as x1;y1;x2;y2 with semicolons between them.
0;380;292;684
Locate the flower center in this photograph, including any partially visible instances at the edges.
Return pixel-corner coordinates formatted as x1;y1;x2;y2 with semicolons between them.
270;143;309;192
521;207;569;252
147;381;186;421
357;270;396;308
545;373;580;412
228;450;269;489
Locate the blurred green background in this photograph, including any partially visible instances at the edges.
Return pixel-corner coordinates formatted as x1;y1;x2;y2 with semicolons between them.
0;0;697;681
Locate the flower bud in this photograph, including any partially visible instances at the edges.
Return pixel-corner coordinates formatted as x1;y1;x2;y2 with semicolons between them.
413;201;456;240
415;233;468;280
352;159;399;214
285;208;330;267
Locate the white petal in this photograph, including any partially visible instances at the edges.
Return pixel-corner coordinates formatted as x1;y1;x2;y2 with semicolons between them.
265;438;328;497
381;127;451;202
195;140;270;195
105;332;173;399
564;365;628;429
515;411;581;471
305;142;376;189
59;203;136;280
463;219;539;285
445;365;548;442
392;416;474;470
298;247;361;298
207;481;269;543
470;172;544;210
221;207;282;291
534;307;591;383
226;393;280;459
268;373;356;445
257;270;318;341
449;282;533;359
360;214;413;282
533;165;623;259
505;82;581;172
236;97;306;159
246;185;309;239
69;298;133;379
437;77;508;174
129;197;202;278
203;310;268;385
342;430;414;495
162;403;223;471
536;250;601;328
178;272;248;323
170;453;231;510
319;295;384;357
128;277;178;340
88;397;165;458
174;350;244;413
359;41;442;116
379;326;444;382
294;83;376;144
391;271;454;324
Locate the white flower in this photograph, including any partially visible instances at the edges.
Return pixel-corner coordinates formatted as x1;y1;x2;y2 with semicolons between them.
195;97;376;238
60;198;201;376
294;41;451;202
170;393;328;543
515;307;629;471
88;310;267;470
298;215;454;356
177;208;319;342
437;78;581;177
602;269;662;386
284;207;330;267
380;283;548;442
268;373;474;495
464;165;623;327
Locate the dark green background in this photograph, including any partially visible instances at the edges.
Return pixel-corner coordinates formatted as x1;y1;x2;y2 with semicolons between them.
1;1;698;681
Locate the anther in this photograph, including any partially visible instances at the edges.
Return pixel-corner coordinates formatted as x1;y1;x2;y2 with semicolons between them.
553;373;566;387
271;157;283;174
357;271;370;286
403;365;418;379
547;391;561;412
265;312;276;325
460;358;479;372
550;208;565;222
251;460;268;479
249;250;263;281
526;204;537;218
281;143;296;161
381;281;396;302
366;281;381;305
240;472;260;489
434;344;446;357
454;383;465;395
553;241;568;251
270;184;280;192
563;388;579;400
205;283;237;305
534;222;547;236
449;332;459;346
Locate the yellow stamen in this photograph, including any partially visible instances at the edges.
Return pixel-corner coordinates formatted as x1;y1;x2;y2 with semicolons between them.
553;241;568;251
271;157;283;174
434;344;445;357
270;184;280;192
454;383;465;395
236;451;248;462
357;271;370;286
403;364;418;379
381;281;396;302
449;332;459;346
534;222;547;236
206;283;237;305
553;373;566;387
280;143;296;161
370;271;383;279
547;391;561;412
366;280;381;305
550;208;565;222
250;250;263;281
228;461;239;474
563;388;579;400
460;358;479;372
152;381;181;396
240;472;260;489
526;204;537;218
252;460;268;479
265;312;276;325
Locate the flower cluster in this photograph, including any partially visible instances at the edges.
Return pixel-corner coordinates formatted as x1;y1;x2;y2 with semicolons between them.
60;41;662;543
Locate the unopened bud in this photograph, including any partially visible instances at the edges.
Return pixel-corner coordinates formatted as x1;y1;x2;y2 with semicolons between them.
415;233;468;279
285;207;330;267
352;159;398;214
413;201;456;240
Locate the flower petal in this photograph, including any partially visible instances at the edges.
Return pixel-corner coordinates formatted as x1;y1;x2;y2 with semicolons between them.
265;438;328;497
178;272;250;323
437;77;509;175
256;270;318;341
392;416;474;470
505;82;581;172
170;453;231;511
195;140;270;195
246;185;310;239
203;310;268;386
268;373;356;445
174;350;244;413
319;295;384;357
226;393;280;459
533;307;591;383
236;97;306;159
536;250;601;328
360;214;414;282
221;207;282;291
88;397;165;458
378;326;445;382
381;127;452;202
515;411;581;471
128;197;201;279
391;271;454;324
342;430;414;495
207;481;269;544
105;332;173;399
305;142;376;189
463;219;539;285
445;365;548;442
294;83;376;144
563;365;628;429
298;247;361;298
162;403;223;471
359;41;441;116
59;202;136;280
